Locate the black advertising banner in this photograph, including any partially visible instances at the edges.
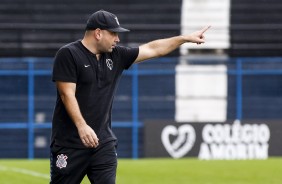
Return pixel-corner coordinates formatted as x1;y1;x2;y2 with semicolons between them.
144;120;282;159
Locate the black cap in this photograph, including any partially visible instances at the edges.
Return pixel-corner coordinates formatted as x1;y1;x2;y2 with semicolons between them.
86;10;129;32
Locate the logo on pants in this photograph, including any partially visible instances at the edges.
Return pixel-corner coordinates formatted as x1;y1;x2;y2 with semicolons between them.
56;154;68;169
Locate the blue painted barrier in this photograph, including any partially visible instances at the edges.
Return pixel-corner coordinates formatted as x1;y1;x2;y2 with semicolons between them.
1;57;282;158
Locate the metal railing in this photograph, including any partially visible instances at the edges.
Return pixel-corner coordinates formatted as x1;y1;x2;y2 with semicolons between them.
0;57;282;159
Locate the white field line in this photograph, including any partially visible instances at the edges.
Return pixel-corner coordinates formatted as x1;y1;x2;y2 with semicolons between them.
0;165;49;179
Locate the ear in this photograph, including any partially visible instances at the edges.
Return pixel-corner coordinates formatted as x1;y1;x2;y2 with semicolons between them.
94;29;102;40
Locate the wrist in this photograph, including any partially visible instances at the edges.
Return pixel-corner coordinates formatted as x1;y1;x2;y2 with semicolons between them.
181;35;192;43
75;120;87;129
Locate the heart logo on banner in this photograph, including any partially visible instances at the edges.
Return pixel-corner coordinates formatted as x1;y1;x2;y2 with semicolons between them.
161;124;196;158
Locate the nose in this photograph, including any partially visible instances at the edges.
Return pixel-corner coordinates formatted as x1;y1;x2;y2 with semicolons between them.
115;35;120;43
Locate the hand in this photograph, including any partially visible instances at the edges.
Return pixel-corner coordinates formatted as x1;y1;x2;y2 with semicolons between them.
77;124;99;148
187;25;211;44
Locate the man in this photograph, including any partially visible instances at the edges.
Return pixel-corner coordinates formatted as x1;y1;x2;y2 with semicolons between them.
50;9;210;184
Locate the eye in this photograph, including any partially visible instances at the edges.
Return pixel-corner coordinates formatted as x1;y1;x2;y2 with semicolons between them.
112;32;118;36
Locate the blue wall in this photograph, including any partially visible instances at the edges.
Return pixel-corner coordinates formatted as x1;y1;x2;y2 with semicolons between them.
1;57;282;158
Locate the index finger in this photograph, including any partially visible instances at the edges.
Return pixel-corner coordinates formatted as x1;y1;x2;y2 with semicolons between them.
200;25;211;34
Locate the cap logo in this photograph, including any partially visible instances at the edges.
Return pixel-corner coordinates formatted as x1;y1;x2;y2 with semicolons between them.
114;17;120;26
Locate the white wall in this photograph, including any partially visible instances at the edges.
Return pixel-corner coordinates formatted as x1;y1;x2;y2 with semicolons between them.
180;0;230;55
175;0;230;122
175;64;227;122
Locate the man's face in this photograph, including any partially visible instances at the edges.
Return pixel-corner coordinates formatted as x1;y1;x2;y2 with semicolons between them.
99;30;120;53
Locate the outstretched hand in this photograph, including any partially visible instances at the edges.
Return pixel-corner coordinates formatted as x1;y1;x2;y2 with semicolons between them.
134;25;211;63
188;25;211;44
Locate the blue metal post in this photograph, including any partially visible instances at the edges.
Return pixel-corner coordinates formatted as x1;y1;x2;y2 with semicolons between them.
236;59;243;120
27;59;35;159
132;64;139;159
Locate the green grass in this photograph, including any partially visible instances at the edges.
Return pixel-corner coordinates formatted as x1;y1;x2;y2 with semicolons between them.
0;158;282;184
